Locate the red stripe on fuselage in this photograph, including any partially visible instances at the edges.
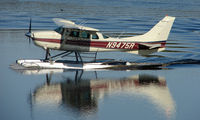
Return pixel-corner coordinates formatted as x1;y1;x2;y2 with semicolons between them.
33;38;61;43
66;40;139;50
33;38;165;50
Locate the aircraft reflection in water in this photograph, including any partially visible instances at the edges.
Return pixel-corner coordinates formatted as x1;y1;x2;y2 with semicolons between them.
30;70;176;118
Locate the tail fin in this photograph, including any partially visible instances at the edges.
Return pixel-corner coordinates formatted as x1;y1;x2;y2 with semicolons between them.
145;16;175;41
124;16;175;42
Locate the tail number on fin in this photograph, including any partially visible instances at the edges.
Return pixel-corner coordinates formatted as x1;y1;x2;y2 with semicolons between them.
106;42;136;49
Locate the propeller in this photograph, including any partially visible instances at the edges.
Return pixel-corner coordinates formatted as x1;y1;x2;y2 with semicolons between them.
28;18;32;44
29;18;32;33
25;18;32;44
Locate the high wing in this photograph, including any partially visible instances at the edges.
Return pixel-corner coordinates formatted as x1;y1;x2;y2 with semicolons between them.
53;18;99;31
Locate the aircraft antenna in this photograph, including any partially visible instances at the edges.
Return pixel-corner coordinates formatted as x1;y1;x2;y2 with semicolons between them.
78;20;88;30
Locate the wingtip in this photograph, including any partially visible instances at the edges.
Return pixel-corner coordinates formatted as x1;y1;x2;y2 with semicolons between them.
164;15;176;21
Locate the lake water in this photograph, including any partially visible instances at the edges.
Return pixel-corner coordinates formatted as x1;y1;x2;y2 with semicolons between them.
0;0;200;120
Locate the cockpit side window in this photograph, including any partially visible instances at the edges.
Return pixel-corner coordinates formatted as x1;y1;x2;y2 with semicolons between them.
92;34;99;39
70;31;79;37
55;27;63;34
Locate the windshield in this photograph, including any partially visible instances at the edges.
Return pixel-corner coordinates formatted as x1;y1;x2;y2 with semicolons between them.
55;27;63;34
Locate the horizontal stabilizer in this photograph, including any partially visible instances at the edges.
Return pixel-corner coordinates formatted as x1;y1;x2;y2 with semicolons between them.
138;43;163;49
126;48;166;56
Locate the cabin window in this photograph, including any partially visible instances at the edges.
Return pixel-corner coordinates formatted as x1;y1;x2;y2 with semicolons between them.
103;34;109;39
92;34;99;39
55;27;63;34
81;31;90;38
70;31;79;37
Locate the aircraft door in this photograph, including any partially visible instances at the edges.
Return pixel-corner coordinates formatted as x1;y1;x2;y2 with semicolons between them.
62;29;71;43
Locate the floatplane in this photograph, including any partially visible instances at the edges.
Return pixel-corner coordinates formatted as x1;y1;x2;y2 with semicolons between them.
16;16;175;69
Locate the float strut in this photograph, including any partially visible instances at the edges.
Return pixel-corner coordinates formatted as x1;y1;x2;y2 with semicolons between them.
45;48;50;60
75;52;79;63
77;52;83;64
